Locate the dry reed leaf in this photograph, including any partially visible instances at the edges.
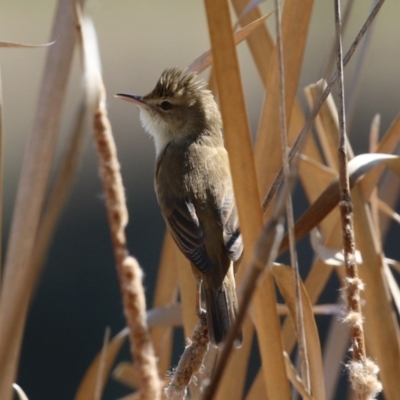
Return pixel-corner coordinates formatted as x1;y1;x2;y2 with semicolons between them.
214;318;254;400
116;394;140;400
231;0;273;84
304;80;355;170
279;154;400;253
323;307;350;400
280;262;334;363
204;0;289;398
245;371;268;400
361;112;400;197
75;328;128;400
280;122;400;397
231;0;324;237
254;0;313;198
187;11;273;74
382;262;400;323
304;80;340;170
213;2;275;394
376;198;400;224
351;186;400;399
298;155;339;241
283;353;314;400
113;362;140;390
150;232;178;375
272;264;325;400
0;40;53;48
0;2;77;398
287;103;322;163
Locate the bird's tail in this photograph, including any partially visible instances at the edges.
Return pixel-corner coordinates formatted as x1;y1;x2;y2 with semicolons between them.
203;266;242;348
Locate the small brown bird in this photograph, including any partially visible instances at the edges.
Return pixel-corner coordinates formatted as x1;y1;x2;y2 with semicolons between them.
116;68;243;347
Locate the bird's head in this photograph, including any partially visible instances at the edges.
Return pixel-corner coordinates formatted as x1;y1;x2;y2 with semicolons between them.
116;68;222;156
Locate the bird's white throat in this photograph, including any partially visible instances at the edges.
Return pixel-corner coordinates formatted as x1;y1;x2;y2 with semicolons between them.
139;109;173;157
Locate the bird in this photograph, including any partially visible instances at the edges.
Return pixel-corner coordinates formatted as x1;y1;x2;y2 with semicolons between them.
116;68;243;347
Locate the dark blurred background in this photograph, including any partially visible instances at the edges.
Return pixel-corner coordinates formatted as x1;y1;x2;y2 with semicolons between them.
1;1;399;399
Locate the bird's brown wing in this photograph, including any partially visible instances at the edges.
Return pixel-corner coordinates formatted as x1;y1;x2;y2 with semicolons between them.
216;192;243;262
164;197;214;275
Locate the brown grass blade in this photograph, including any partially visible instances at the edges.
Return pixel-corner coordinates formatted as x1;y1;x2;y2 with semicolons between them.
245;371;268;400
0;2;77;398
0;40;54;48
272;265;325;400
204;0;289;398
214;318;254;400
254;0;313;199
187;11;273;74
279;154;400;254
350;186;400;399
382;262;400;324
274;0;310;390
361;111;400;209
283;353;314;400
75;329;128;400
150;232;177;376
231;0;273;84
262;0;386;213
323;304;350;400
304;80;340;170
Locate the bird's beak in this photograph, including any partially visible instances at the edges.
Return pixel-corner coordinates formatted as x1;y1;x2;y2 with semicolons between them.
114;93;152;110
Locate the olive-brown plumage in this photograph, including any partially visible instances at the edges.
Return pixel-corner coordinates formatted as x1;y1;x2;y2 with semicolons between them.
116;68;243;347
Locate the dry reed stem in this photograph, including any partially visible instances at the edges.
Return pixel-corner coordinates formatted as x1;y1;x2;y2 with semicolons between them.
164;311;209;400
73;4;162;396
93;83;161;400
204;1;290;398
274;0;310;393
335;0;366;365
368;115;381;245
0;1;76;398
321;0;355;79
335;2;381;398
211;3;274;398
262;0;386;212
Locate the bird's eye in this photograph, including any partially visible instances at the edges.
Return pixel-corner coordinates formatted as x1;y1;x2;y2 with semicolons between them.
160;101;172;111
